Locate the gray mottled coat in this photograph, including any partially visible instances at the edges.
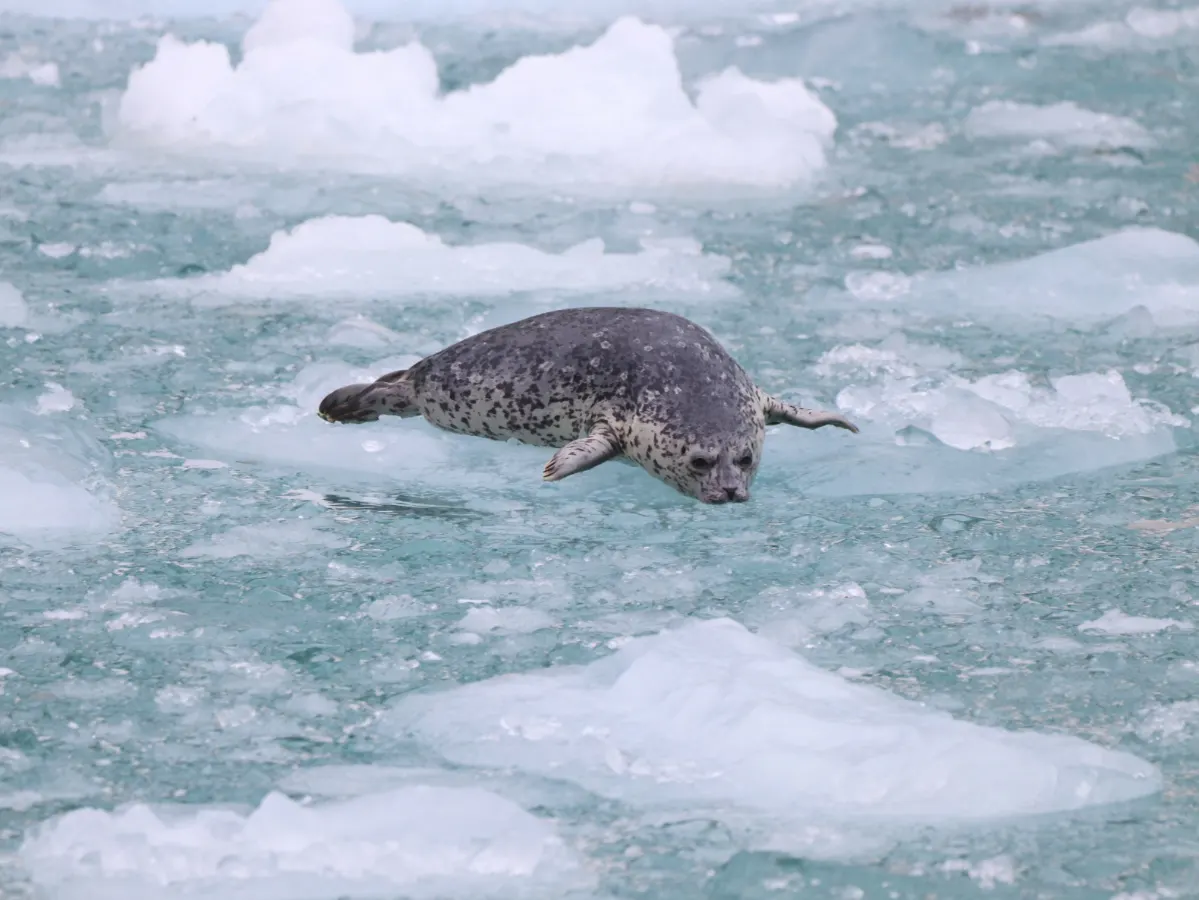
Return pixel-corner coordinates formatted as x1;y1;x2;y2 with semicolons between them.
318;307;857;504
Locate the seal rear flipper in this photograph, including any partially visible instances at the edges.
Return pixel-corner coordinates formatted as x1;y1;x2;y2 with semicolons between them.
763;394;859;433
542;425;621;482
318;379;419;424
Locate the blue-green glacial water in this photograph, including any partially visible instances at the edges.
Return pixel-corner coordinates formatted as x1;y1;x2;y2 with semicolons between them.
2;0;1199;897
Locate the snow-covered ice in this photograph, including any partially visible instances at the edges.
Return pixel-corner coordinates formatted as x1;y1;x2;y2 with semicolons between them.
20;784;590;900
163;215;734;302
112;2;836;190
385;619;1160;852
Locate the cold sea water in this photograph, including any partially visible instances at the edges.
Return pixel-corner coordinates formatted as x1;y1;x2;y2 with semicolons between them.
1;0;1199;897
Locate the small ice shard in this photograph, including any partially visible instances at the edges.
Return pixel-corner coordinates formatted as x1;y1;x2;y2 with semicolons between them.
164;215;733;301
1078;610;1192;635
20;784;590;897
385;618;1160;852
114;6;836;190
180;520;348;559
458;606;557;635
964;100;1153;150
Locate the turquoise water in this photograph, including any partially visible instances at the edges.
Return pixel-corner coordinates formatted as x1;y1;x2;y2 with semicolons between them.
2;2;1199;898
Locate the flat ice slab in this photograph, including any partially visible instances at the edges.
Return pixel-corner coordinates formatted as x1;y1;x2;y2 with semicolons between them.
386;619;1160;850
841;228;1199;328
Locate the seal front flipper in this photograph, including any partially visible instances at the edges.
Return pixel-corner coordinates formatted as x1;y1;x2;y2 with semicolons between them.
542;424;622;482
763;395;859;433
318;371;419;424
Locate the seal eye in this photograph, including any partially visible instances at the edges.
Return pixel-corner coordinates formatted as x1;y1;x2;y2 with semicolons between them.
736;453;753;469
689;456;714;472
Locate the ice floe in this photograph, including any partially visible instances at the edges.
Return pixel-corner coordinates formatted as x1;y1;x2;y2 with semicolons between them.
385;618;1160;854
1045;6;1199;48
159;215;733;302
836;229;1199;328
20;784;589;900
964;101;1153;150
0;53;60;87
112;1;836;191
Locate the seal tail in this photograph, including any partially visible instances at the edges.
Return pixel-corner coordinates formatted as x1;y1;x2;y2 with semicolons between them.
318;370;418;424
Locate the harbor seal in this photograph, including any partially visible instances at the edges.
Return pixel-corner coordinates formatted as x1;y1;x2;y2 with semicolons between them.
318;307;857;504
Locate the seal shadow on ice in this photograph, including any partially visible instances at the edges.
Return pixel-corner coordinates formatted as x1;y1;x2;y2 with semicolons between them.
318;307;858;504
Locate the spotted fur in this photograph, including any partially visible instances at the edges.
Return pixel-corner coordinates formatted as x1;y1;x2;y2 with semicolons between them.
318;308;857;504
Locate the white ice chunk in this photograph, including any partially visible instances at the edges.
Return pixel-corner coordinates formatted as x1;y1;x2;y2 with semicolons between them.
385;618;1160;852
964;101;1153;150
114;9;836;190
180;520;349;559
0;281;29;328
1079;610;1192;635
869;229;1199;327
20;785;588;900
165;215;733;301
35;383;77;415
0;404;119;546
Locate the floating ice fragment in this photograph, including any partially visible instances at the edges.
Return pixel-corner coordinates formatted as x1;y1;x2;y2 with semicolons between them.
904;228;1199;326
180;520;348;558
386;618;1160;852
35;383;77;415
845;270;911;301
114;7;836;190
0;282;29;328
1046;7;1199;47
165;215;733;301
837;368;1181;451
964;101;1153;150
0;404;119;546
1078;610;1192;635
459;606;557;635
1136;701;1199;742
21;784;589;899
0;54;60;87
